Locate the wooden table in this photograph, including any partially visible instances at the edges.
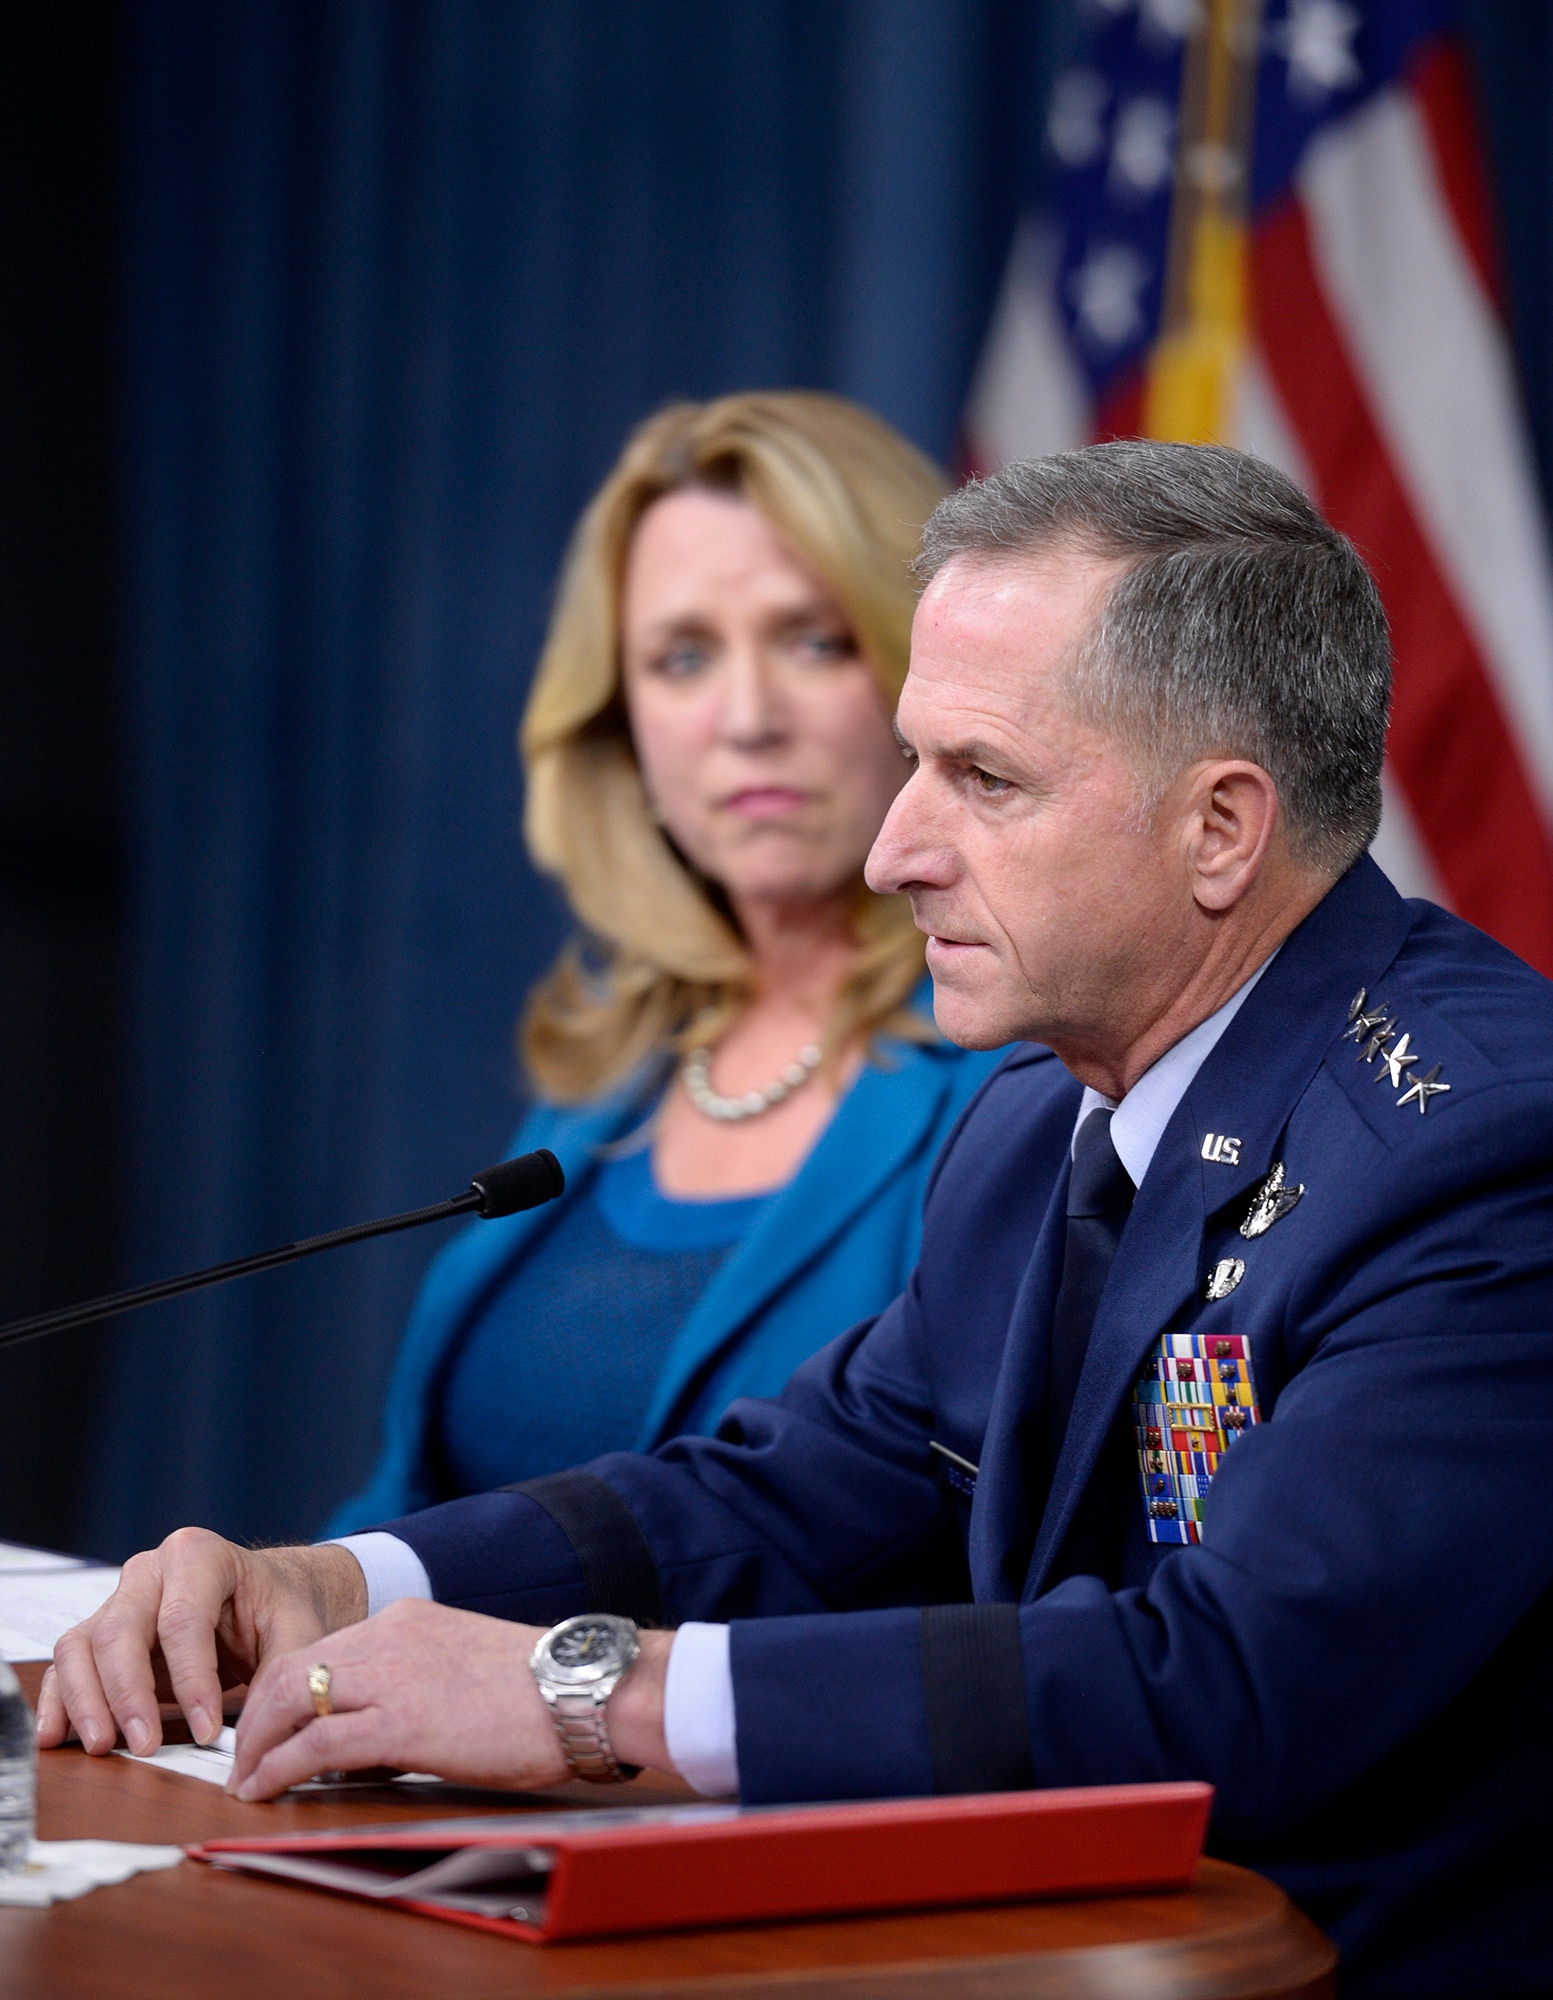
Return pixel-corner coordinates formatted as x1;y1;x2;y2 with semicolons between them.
2;1663;1336;1999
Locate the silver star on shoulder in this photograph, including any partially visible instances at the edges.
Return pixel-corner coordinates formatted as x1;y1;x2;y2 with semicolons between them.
1240;1161;1306;1239
1358;1017;1397;1064
1374;1031;1418;1089
1343;995;1390;1045
1397;1063;1451;1114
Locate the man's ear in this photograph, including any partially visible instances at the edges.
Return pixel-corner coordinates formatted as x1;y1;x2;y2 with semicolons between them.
1183;760;1280;912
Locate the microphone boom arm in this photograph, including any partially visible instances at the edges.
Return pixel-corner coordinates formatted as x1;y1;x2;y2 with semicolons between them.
0;1150;564;1356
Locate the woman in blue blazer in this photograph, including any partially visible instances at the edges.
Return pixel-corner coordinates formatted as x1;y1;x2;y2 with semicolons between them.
328;393;1002;1532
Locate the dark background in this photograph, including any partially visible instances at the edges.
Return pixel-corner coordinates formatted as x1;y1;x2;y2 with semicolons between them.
3;1;1551;1560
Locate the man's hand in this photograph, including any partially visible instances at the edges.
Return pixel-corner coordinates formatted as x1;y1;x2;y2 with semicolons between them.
229;1600;675;1800
36;1529;367;1757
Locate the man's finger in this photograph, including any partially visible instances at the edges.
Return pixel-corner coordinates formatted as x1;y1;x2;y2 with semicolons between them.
232;1646;349;1788
94;1533;231;1755
33;1664;72;1749
155;1563;240;1745
51;1583;157;1758
233;1711;388;1802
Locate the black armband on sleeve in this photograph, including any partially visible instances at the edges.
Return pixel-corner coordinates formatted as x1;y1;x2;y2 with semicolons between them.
505;1471;667;1628
919;1602;1036;1793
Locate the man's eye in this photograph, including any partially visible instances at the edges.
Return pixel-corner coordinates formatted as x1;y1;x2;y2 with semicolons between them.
972;767;1011;795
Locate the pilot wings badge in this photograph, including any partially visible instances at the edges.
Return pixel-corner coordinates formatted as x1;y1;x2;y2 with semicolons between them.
1239;1161;1304;1240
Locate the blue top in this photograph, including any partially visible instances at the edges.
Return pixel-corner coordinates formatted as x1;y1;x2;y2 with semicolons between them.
325;1003;1005;1534
438;1152;773;1490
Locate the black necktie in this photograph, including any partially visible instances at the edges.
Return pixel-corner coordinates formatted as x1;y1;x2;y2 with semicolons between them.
1039;1107;1137;1511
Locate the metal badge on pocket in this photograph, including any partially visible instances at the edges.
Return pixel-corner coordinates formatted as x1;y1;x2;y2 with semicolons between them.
1132;1333;1262;1545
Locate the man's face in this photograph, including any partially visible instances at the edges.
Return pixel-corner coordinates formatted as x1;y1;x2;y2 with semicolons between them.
866;551;1196;1059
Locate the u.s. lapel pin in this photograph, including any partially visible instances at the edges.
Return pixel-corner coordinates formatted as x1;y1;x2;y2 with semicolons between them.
1205;1257;1245;1300
1240;1161;1305;1239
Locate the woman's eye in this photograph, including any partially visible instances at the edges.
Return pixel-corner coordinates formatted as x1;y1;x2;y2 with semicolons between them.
655;642;710;679
796;628;855;663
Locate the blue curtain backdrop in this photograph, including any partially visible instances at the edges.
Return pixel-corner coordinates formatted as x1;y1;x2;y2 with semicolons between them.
85;0;1553;1559
85;0;1050;1557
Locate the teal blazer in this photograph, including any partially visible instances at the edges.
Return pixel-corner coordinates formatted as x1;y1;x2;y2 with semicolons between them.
326;1028;1004;1533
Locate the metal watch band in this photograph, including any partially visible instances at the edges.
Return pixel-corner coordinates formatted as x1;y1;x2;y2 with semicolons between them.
541;1685;640;1784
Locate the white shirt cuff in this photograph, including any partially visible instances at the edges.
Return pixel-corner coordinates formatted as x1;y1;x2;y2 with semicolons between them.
663;1622;739;1797
327;1532;433;1617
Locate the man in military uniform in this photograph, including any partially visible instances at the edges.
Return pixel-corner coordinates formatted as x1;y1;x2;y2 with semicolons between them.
45;444;1553;1996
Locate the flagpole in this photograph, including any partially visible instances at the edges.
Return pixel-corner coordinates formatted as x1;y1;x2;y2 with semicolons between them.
1143;0;1263;445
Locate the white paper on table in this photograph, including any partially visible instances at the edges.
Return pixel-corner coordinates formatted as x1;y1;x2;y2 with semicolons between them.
118;1729;440;1792
0;1566;121;1662
120;1728;241;1785
0;1542;89;1574
0;1840;183;1907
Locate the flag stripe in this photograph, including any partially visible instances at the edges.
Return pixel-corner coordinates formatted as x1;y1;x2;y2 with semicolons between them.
1093;368;1146;445
965;219;1089;470
1254;196;1553;972
1297;87;1553;819
1406;37;1504;312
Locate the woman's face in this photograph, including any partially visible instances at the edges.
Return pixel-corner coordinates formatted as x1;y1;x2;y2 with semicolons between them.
619;489;907;917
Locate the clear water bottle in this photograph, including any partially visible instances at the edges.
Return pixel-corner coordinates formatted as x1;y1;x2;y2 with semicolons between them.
0;1660;36;1874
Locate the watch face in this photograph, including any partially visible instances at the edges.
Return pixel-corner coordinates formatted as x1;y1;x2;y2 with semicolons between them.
536;1614;638;1686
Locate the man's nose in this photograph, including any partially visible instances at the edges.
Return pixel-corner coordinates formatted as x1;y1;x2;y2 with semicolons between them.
866;770;948;895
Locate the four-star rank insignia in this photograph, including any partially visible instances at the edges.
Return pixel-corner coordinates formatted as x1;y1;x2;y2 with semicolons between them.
1344;988;1452;1115
1240;1161;1304;1239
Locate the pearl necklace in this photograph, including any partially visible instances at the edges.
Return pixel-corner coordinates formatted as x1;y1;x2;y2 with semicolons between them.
681;1040;823;1123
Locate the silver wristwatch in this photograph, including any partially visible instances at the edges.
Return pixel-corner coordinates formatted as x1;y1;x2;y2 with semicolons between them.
529;1613;641;1783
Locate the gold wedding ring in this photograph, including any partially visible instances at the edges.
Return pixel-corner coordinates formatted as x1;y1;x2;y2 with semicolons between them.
306;1662;334;1718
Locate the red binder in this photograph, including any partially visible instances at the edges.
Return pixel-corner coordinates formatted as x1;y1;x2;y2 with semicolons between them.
190;1782;1212;1943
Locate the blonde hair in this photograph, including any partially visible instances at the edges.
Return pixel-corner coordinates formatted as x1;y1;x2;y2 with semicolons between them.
520;391;947;1104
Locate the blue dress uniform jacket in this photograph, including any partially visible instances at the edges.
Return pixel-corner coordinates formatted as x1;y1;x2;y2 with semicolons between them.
380;859;1553;1998
328;1020;1003;1532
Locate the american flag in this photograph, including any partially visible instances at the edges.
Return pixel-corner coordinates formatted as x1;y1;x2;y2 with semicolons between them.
966;0;1553;976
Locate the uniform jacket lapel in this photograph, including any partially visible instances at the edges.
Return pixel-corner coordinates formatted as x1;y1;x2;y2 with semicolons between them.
1023;858;1415;1598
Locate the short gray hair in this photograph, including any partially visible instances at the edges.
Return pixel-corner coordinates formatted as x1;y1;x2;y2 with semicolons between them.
915;441;1390;875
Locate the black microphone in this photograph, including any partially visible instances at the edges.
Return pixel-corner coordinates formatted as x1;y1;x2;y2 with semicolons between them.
0;1149;565;1356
